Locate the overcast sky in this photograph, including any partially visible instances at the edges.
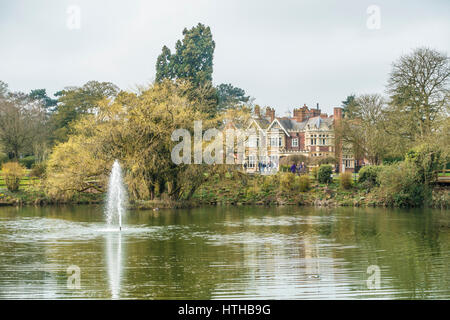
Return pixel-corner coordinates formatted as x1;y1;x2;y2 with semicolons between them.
1;0;449;116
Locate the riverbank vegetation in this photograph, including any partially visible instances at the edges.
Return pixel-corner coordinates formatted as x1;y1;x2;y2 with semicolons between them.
0;24;449;209
190;168;449;209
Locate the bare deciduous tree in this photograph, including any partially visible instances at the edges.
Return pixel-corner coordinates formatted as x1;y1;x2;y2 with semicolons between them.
0;87;50;160
387;47;450;139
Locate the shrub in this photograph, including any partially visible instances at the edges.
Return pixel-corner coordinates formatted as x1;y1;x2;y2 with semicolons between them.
296;175;310;192
339;172;352;189
405;143;444;185
279;172;295;193
377;161;429;207
30;162;46;178
1;162;26;192
0;152;8;164
382;156;403;165
358;165;382;187
19;156;35;169
310;166;319;180
280;154;308;166
261;175;277;193
317;156;337;166
318;164;333;184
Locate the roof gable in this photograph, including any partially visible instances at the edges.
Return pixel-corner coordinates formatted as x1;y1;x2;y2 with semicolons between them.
267;118;290;137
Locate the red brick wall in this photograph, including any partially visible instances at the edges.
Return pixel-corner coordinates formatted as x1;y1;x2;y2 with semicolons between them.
285;132;302;151
299;132;305;150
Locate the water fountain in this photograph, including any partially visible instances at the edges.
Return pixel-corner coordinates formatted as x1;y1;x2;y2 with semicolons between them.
106;160;127;231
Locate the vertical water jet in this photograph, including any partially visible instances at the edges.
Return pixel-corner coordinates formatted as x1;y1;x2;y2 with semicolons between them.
106;160;127;231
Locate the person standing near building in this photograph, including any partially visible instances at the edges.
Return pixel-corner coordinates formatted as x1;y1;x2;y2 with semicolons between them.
297;163;302;175
290;163;297;174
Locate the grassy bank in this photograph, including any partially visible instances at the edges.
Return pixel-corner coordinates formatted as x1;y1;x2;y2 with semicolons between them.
0;171;448;209
191;172;450;209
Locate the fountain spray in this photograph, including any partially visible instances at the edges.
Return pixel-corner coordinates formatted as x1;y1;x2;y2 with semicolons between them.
106;160;127;231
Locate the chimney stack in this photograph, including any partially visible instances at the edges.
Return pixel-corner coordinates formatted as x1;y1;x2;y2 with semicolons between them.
333;107;343;121
265;107;275;122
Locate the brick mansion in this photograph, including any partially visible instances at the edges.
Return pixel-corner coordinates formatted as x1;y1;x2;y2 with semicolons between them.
242;104;361;173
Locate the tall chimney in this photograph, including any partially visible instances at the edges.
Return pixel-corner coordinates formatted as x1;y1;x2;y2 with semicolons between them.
333;107;342;121
265;107;275;122
316;103;319;110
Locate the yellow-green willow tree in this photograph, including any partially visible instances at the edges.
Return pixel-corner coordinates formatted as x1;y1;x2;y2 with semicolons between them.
46;80;220;201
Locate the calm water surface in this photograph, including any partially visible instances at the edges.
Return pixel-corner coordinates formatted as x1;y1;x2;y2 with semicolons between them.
0;205;448;299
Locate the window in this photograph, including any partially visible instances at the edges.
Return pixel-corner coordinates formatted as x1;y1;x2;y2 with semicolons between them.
249;136;259;148
278;137;282;147
291;138;298;147
248;155;256;168
270;137;278;147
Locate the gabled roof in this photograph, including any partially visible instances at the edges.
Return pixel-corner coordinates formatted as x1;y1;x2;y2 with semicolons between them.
267;118;290;136
248;117;271;131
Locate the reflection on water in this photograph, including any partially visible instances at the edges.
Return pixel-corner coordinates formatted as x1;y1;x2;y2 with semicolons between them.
106;231;122;299
0;205;448;299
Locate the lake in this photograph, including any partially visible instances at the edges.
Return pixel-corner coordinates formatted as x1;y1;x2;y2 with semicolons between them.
0;205;448;299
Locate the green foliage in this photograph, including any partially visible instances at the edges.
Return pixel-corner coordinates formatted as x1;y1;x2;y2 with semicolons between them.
339;172;352;190
19;156;35;169
341;94;358;119
46;80;216;201
155;46;173;82
261;175;277;193
382;156;403;165
279;172;295;193
52;81;119;142
280;154;309;166
318;164;333;184
216;83;250;111
358;165;382;187
30;162;46;178
405;143;444;185
156;23;215;87
1;162;26;192
296;175;310;192
0;152;8;164
377;161;429;207
29;89;57;108
317;156;336;165
311;166;319;180
0;80;8;98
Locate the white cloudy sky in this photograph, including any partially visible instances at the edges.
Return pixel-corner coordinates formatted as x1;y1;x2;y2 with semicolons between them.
1;0;449;115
